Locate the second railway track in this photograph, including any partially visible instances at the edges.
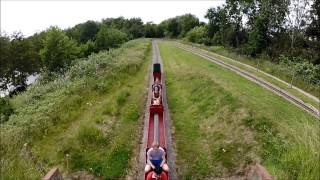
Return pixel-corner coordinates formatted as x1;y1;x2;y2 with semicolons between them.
176;43;320;119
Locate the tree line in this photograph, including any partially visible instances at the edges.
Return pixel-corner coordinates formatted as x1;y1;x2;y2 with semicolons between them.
0;17;143;90
1;0;319;92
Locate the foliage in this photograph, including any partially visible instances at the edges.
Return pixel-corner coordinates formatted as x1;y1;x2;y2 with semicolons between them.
185;26;210;44
144;22;164;38
0;32;40;90
160;14;200;38
101;17;145;39
66;20;100;43
79;40;97;57
306;0;320;40
95;26;128;51
279;55;320;85
39;27;80;72
0;97;13;123
178;14;200;37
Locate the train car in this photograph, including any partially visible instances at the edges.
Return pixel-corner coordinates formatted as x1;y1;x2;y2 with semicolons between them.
145;63;169;180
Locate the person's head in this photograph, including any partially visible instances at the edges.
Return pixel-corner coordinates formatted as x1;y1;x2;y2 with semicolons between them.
152;141;160;150
155;78;160;84
154;86;159;93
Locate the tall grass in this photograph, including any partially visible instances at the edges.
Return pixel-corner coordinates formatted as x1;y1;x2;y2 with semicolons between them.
0;39;151;179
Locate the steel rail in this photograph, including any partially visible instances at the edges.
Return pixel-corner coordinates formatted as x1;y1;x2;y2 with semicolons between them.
176;44;320;119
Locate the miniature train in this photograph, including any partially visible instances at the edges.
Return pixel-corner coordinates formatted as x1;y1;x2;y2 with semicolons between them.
144;63;169;180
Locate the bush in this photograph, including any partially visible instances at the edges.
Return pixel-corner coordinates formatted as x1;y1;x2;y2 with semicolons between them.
0;98;13;123
185;26;210;44
279;55;320;86
95;26;128;51
40;26;80;72
79;40;97;57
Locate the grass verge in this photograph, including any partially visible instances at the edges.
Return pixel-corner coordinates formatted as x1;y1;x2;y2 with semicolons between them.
159;41;319;180
0;38;151;179
179;41;319;107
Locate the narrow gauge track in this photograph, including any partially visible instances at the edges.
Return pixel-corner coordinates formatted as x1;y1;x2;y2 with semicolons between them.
176;44;320;119
138;40;176;180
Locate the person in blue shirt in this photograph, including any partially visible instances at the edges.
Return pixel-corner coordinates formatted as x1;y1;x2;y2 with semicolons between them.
145;142;169;173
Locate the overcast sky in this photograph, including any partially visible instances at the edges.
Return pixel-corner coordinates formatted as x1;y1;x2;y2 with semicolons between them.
1;0;225;37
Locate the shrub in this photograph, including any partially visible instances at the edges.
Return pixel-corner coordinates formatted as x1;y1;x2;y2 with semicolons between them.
279;55;320;86
95;26;128;51
185;26;209;44
0;98;13;123
40;26;80;72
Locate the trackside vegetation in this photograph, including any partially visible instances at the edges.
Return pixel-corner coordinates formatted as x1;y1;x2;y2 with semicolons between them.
159;42;319;180
0;39;151;179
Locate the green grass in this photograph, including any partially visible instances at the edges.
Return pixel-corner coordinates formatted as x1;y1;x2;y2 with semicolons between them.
179;41;320;105
159;41;319;180
0;38;151;179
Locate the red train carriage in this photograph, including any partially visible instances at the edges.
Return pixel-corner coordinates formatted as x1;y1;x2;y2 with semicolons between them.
145;63;169;180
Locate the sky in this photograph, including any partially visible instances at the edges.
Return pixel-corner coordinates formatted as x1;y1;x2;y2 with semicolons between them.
1;0;225;37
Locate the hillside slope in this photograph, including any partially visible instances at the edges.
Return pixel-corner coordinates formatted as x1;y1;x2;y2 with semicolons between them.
0;39;151;179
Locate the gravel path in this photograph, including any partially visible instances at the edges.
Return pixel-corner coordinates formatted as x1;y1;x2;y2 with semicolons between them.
176;44;320;119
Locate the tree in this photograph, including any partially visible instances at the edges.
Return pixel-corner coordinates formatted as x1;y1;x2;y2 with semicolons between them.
159;18;179;38
127;18;145;39
79;21;100;43
306;0;320;64
145;22;158;38
247;12;270;56
40;27;80;72
246;0;289;56
185;26;209;44
178;14;200;37
95;26;128;51
79;40;97;57
0;32;40;90
101;17;144;39
0;34;11;90
306;0;320;40
65;26;81;42
287;0;311;49
206;6;228;39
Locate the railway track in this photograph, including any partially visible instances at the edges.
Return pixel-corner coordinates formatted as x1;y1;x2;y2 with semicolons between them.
176;44;320;119
138;40;177;179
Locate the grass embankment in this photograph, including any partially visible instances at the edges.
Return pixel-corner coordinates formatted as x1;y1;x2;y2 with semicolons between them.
0;39;151;179
159;42;319;180
179;41;320;105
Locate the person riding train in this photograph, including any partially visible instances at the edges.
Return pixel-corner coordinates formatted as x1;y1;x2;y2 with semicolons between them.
145;142;169;173
152;78;162;105
152;78;162;91
152;86;161;105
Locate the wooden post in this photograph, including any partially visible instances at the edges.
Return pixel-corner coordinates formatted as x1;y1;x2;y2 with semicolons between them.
290;72;295;88
42;168;63;180
256;58;260;72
